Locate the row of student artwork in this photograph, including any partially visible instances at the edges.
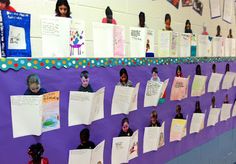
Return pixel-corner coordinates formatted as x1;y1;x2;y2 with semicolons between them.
1;10;236;58
68;101;236;164
10;64;236;138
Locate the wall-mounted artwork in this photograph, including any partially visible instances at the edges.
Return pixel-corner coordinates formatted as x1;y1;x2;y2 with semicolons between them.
182;0;193;7
193;0;203;16
167;0;180;9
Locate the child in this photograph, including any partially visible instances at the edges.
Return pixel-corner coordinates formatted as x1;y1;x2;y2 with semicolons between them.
139;11;145;28
164;13;172;31
119;117;133;137
102;6;117;24
150;67;160;82
216;25;222;37
0;0;16;12
185;20;192;33
176;65;183;77
224;94;229;104
78;70;94;92
211;96;216;108
117;68;133;87
212;64;216;73
55;0;71;18
28;143;49;164
227;29;233;38
175;105;184;119
149;110;161;127
77;128;95;149
202;25;208;35
225;63;230;73
24;74;47;95
196;64;202;75
194;101;202;113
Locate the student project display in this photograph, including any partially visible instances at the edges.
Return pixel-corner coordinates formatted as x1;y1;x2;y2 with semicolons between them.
170;119;187;142
10;91;60;138
190;113;205;134
170;77;189;101
191;75;207;97
207;73;223;93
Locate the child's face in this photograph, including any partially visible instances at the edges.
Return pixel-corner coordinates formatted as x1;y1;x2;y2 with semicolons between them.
120;73;127;83
122;122;129;133
59;5;68;17
29;83;40;94
165;19;171;27
81;77;89;87
0;2;6;10
177;70;181;76
151;116;157;124
152;72;158;80
176;107;180;114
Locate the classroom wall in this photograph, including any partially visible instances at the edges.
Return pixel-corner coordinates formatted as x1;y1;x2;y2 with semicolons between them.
10;0;236;57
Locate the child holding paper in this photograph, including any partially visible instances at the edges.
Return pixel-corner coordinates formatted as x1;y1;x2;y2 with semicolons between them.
117;68;133;87
102;6;117;24
175;105;184;119
24;74;47;95
119;118;133;137
176;65;183;77
0;0;16;12
78;70;94;92
28;143;49;164
149;111;161;127
194;101;202;113
77;128;95;149
55;0;71;18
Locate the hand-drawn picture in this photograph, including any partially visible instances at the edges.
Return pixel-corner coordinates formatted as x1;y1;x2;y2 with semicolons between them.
167;0;180;9
193;0;203;16
182;0;193;7
8;25;26;50
70;30;85;56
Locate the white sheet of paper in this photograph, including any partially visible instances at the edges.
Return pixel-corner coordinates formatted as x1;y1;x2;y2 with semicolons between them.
146;29;155;54
68;149;92;164
171;32;180;57
8;25;26;50
158;122;165;148
128;130;139;161
222;72;236;90
111;137;130;164
210;0;221;18
232;103;236;117
70;20;86;57
93;22;114;57
68;91;94;126
129;83;140;113
143;127;160;153
212;37;224;57
190;113;205;134
157;30;171;57
41;16;71;57
207;108;220;127
232;39;236;56
220;104;232;121
11;96;42;138
89;87;105;123
223;0;234;23
130;27;147;57
191;75;207;97
114;25;125;57
207;73;223;93
179;33;191;57
144;81;163;107
197;35;212;57
91;140;105;164
160;79;169;97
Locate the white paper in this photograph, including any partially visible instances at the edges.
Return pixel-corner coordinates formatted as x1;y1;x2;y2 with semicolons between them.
114;25;125;57
207;108;220;126
210;0;221;18
171;32;180;57
70;20;86;56
191;75;207;97
93;22;114;57
220;104;232;121
232;102;236;117
157;30;171;57
91;140;105;164
41;16;71;57
128;130;139;161
112;137;130;164
225;38;236;57
212;37;224;57
146;29;155;54
111;83;140;115
223;0;234;23
222;72;236;90
207;73;223;93
68;88;105;126
130;27;147;57
8;25;26;50
179;33;191;57
197;35;212;57
144;80;163;107
190;113;205;134
160;79;169;98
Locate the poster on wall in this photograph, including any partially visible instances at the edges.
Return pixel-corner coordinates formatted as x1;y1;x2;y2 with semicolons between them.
1;11;31;57
209;0;221;19
212;37;224;57
190;113;205;134
170;119;187;142
70;20;86;57
193;0;203;16
208;73;223;93
223;0;234;23
170;77;189;101
68;88;105;126
10;92;60;138
182;0;193;7
207;108;220;126
220;104;232;121
191;75;207;97
144;80;163;107
179;33;191;57
157;30;172;57
167;0;180;9
41;16;71;57
197;35;212;57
